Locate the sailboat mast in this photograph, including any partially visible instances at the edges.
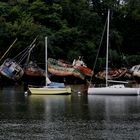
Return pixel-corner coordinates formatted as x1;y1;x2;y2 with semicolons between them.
106;9;110;87
45;36;48;86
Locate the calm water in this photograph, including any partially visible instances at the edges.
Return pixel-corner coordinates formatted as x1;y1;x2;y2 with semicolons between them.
0;85;140;139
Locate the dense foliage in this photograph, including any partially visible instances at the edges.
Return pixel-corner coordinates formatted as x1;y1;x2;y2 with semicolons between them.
0;0;140;69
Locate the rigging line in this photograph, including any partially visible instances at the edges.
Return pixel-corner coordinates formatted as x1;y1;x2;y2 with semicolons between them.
13;45;31;60
22;41;40;65
18;40;40;64
93;18;107;70
88;17;108;85
0;38;17;62
18;44;36;64
13;37;37;61
17;49;31;64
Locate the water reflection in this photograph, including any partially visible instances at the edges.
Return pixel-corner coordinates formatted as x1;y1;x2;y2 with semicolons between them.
0;86;27;119
28;95;72;120
27;92;89;119
88;95;140;120
88;95;140;139
0;85;140;139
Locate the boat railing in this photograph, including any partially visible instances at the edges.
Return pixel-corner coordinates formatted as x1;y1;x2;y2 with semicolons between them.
90;82;130;88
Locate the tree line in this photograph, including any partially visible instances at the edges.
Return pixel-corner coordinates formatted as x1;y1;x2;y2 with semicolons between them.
0;0;140;70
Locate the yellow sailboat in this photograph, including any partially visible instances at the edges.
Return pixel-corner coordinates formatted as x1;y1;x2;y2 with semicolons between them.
29;86;71;95
28;37;71;95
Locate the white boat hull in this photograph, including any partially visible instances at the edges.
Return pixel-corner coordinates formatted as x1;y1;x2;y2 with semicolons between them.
88;87;140;95
29;86;71;95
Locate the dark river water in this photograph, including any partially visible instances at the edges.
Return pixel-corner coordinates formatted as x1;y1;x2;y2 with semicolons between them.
0;85;140;140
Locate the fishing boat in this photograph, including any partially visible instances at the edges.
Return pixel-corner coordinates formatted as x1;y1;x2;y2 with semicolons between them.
23;40;45;79
59;58;93;77
0;39;24;81
95;68;127;80
0;58;24;81
23;61;45;77
48;58;85;80
28;37;71;95
47;57;93;84
88;9;140;95
22;61;46;86
0;38;39;82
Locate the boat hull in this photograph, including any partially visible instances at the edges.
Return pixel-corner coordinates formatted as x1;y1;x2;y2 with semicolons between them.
23;61;45;77
0;58;24;80
48;58;91;80
74;66;93;77
88;87;140;95
28;86;71;95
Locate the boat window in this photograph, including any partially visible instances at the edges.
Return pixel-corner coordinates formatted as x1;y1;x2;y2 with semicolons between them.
4;62;11;67
12;70;17;75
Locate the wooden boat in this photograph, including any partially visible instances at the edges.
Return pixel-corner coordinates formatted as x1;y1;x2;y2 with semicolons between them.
22;61;46;86
48;58;85;80
23;61;45;77
48;57;93;81
28;37;71;95
0;38;24;81
59;58;93;77
23;38;45;78
0;38;38;82
0;58;24;80
88;9;140;95
73;65;93;77
95;68;127;80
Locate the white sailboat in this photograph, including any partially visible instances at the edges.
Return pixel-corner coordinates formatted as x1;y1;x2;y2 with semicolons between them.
88;9;140;95
28;37;71;95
